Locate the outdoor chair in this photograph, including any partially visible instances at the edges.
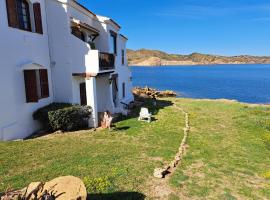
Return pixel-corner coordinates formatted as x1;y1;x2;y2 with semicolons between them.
138;107;152;123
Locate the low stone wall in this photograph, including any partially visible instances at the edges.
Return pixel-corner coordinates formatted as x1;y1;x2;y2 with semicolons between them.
153;105;190;178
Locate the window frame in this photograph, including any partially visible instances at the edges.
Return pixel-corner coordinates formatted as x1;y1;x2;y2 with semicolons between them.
110;31;117;55
121;49;125;65
122;82;125;99
23;69;50;103
16;0;32;31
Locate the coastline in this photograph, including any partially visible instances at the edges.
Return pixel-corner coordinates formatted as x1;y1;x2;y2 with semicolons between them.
133;87;270;106
129;63;270;67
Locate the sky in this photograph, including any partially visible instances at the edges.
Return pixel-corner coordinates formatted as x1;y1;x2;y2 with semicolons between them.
78;0;270;56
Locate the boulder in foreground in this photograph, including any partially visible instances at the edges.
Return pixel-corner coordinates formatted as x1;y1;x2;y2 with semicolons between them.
1;176;87;200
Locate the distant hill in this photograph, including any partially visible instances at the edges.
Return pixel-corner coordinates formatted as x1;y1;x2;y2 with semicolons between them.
127;49;270;66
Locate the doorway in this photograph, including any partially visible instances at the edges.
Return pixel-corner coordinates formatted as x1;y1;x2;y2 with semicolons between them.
80;82;87;105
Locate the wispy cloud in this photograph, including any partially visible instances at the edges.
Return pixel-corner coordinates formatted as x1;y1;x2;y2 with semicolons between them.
155;4;270;20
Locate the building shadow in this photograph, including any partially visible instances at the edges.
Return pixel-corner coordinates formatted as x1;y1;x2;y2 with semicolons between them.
115;97;174;123
87;192;146;200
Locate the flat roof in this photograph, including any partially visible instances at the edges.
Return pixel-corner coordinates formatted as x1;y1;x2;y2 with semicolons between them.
73;0;97;17
109;19;121;29
120;34;128;40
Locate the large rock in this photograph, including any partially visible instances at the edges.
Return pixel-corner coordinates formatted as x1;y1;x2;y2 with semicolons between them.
39;176;87;200
1;176;87;200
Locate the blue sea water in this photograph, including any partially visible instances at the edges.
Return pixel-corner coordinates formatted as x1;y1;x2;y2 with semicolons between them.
131;64;270;104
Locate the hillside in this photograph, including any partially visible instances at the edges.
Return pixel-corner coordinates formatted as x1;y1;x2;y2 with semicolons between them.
127;49;270;66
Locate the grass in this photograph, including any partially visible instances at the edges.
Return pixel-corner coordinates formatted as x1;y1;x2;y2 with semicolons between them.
0;98;270;199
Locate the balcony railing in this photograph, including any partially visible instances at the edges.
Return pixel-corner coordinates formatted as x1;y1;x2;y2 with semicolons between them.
99;52;115;71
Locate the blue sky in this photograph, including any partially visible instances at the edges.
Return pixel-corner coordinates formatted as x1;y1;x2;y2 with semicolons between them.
78;0;270;56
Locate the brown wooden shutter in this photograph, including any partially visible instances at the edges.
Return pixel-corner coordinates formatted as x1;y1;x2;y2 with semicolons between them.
33;3;43;34
24;70;38;103
39;69;49;98
6;0;19;28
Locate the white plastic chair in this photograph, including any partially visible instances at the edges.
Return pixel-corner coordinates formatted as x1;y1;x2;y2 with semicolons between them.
138;107;152;123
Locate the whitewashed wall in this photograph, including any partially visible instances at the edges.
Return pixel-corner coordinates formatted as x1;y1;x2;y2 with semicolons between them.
116;36;134;104
0;0;134;140
0;0;53;140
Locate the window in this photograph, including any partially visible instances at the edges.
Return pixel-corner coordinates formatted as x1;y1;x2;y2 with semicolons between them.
6;0;43;34
110;31;117;55
24;69;49;103
121;49;125;65
122;82;125;98
16;0;31;31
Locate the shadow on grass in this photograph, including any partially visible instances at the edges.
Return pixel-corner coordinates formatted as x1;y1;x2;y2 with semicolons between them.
113;126;130;131
26;97;173;140
115;97;174;123
87;192;146;200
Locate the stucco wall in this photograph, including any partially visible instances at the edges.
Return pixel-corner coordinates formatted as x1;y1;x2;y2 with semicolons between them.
96;76;114;113
115;37;134;104
0;0;53;140
0;0;134;140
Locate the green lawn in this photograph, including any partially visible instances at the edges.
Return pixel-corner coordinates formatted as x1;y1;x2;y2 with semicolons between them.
0;98;270;199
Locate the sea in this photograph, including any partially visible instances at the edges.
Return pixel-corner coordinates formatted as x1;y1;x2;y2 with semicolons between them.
131;64;270;104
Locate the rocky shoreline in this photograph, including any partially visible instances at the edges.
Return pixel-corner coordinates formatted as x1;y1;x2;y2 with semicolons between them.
132;87;177;98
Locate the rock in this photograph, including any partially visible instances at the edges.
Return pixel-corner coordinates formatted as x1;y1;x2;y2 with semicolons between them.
1;176;87;200
39;176;87;200
24;182;43;199
53;130;63;134
133;87;177;99
153;168;165;179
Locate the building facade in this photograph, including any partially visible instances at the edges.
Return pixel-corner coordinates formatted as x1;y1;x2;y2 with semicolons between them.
0;0;133;140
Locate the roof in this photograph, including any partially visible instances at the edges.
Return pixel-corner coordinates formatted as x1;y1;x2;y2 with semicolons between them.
109;19;121;29
73;0;96;17
97;15;121;29
120;34;128;40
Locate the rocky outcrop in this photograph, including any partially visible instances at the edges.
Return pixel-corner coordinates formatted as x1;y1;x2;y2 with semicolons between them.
133;87;177;99
1;176;87;200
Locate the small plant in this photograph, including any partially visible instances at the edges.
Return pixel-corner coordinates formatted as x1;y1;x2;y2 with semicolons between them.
262;171;270;179
83;176;112;194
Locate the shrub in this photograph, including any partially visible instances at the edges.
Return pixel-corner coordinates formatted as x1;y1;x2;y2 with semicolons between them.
33;103;92;132
48;105;92;132
33;103;72;130
83;176;112;193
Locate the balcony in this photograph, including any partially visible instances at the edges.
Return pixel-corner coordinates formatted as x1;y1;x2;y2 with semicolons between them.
99;52;115;71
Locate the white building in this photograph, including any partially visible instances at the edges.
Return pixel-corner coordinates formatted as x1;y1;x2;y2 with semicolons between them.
0;0;133;140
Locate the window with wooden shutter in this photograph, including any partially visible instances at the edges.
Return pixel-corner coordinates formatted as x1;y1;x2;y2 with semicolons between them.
6;0;19;28
39;69;49;98
33;2;43;34
24;70;38;103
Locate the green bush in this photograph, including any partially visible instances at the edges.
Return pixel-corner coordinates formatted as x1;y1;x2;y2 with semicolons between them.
33;103;92;132
48;105;92;131
33;103;72;130
83;176;112;193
